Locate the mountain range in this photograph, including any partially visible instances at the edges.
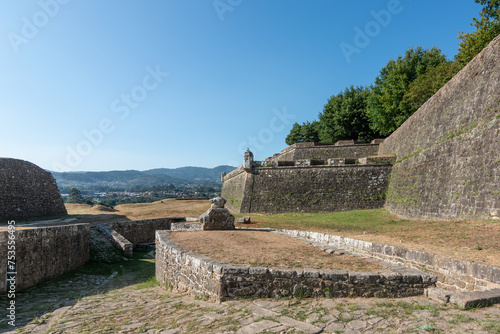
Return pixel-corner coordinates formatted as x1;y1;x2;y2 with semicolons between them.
51;165;236;192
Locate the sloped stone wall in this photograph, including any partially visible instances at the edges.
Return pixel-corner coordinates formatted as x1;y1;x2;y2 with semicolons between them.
379;36;500;219
230;165;391;214
0;158;67;220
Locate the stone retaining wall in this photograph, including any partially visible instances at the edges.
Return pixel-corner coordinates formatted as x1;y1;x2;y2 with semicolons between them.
278;230;500;292
0;224;90;294
156;230;436;302
108;217;183;246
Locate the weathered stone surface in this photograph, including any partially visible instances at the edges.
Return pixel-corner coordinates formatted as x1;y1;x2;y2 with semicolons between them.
236;216;251;224
171;222;202;231
97;224;133;257
0;158;67;220
199;207;235;230
108;218;176;246
156;231;435;302
450;288;500;309
425;287;452;304
222;165;391;214
278;229;500;292
0;224;90;294
380;35;500;220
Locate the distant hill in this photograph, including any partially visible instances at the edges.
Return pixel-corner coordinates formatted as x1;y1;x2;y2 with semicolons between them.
51;165;235;192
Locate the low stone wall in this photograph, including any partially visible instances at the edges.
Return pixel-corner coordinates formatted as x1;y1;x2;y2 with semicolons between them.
108;217;183;246
156;230;435;302
0;224;90;294
278;230;500;292
156;231;223;301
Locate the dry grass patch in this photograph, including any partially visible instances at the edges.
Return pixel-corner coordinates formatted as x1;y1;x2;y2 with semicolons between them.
235;209;500;267
65;199;210;224
169;230;385;271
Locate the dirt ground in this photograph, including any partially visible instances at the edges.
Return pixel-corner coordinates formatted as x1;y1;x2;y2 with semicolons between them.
169;230;385;271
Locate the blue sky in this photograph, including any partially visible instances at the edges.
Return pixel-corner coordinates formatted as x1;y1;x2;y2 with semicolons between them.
1;0;482;171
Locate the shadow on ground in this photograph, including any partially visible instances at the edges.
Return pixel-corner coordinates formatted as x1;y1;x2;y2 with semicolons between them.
0;242;155;333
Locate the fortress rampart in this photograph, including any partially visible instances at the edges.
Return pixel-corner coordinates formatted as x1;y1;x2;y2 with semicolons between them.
222;143;392;214
379;35;500;220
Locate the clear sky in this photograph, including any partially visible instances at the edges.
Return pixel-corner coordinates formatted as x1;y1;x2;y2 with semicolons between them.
1;0;482;172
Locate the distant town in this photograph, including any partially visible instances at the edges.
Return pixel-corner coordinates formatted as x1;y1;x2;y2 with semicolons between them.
61;183;221;207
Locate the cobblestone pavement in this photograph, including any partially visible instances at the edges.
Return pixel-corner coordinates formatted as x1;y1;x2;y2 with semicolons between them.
2;271;500;334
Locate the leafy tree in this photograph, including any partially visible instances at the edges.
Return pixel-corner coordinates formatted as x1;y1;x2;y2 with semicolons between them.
403;61;461;111
285;121;321;145
319;86;376;144
285;122;303;145
300;121;321;142
67;188;85;204
367;46;448;136
456;0;500;66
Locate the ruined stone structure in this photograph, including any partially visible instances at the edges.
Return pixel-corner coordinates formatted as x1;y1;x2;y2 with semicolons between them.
222;141;392;214
222;36;500;219
199;196;235;230
0;158;67;220
379;35;500;220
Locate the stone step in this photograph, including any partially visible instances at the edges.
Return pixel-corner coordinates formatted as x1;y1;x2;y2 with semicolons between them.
426;287;500;308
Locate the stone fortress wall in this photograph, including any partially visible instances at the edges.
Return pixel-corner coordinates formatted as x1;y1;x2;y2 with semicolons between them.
379;35;500;220
0;158;67;220
222;141;393;214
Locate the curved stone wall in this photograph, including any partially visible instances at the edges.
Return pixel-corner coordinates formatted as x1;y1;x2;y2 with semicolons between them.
0;158;67;220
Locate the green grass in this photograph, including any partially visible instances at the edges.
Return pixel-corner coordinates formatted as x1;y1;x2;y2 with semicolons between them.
236;208;407;234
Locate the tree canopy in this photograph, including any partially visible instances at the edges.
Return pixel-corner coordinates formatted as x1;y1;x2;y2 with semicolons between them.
319;86;377;144
456;0;500;66
366;46;448;136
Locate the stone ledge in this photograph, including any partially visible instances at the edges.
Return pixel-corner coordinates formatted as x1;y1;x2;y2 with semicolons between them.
171;223;202;231
426;287;500;308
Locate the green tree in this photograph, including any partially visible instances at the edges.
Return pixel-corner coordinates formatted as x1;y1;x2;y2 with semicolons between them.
285;121;320;145
319;86;376;144
456;0;500;66
67;188;85;204
403;61;461;111
367;46;448;136
300;121;320;142
285;122;303;145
